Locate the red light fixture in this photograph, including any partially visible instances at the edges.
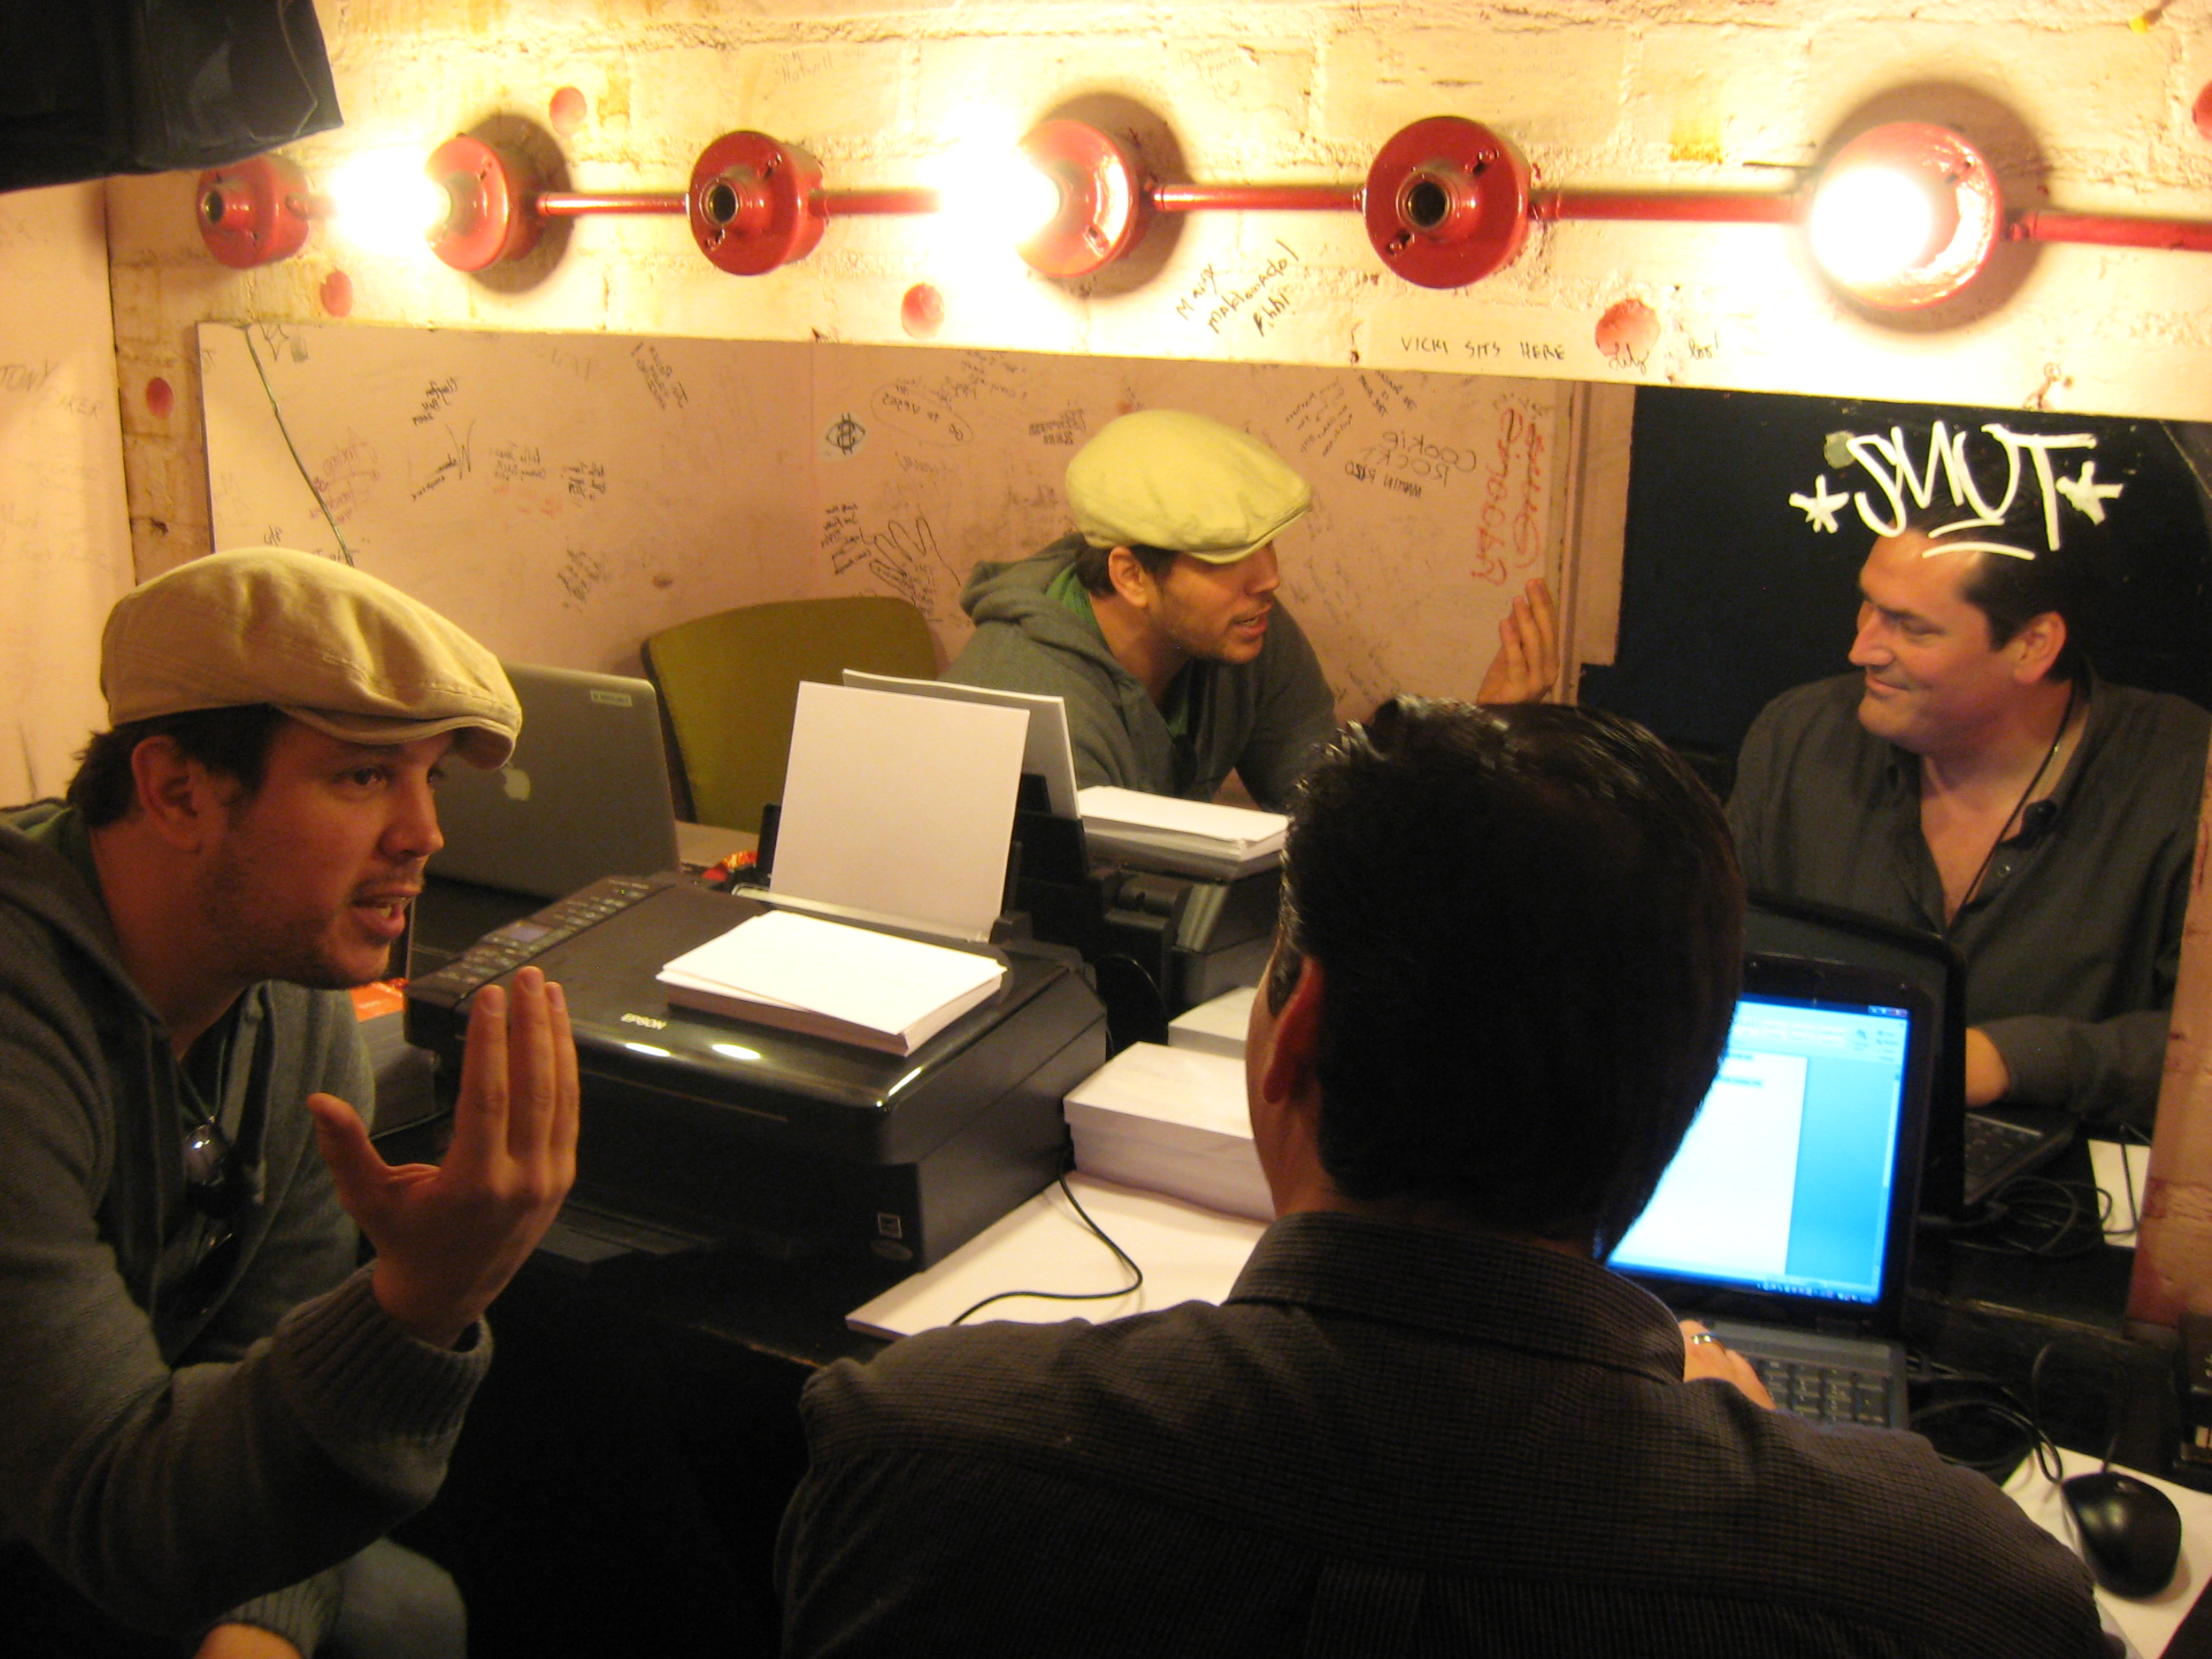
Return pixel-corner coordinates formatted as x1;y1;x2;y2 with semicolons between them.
196;154;320;268
1013;119;1151;279
1364;117;1531;289
425;135;544;270
687;131;829;275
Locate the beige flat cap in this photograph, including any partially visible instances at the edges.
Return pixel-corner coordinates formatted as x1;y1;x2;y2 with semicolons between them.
102;548;520;767
1066;410;1312;564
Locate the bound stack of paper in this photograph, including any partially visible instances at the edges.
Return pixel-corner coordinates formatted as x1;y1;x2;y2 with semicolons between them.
1076;786;1287;878
1167;985;1257;1059
1062;1041;1272;1222
656;909;1005;1056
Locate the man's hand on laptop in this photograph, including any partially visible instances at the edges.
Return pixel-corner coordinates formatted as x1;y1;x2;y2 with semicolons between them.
1679;1321;1778;1409
308;966;581;1348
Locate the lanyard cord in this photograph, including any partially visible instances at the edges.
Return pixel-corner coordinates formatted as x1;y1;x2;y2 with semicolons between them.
1953;676;2080;922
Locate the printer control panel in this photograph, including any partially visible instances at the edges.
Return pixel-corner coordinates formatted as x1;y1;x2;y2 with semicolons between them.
408;872;670;1014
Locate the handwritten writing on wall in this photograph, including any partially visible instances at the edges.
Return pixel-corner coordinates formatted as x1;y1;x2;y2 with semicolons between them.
200;321;1566;708
1175;240;1303;339
201;323;813;672
1789;421;2122;554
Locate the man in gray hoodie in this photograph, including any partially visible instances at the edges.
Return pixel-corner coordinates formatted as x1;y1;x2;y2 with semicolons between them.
0;549;579;1659
947;409;1556;811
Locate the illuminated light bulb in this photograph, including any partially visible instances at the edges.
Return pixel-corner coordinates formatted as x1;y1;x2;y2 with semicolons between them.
325;151;453;255
1804;123;1997;311
928;131;1062;247
1807;164;1956;288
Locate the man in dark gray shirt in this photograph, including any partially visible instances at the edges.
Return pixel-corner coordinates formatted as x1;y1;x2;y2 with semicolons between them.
778;698;2109;1658
1728;498;2209;1128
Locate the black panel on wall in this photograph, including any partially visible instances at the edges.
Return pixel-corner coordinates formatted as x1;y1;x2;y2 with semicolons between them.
0;0;340;194
1580;387;2212;787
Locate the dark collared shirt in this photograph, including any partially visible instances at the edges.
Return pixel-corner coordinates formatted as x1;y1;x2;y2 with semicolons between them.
1727;673;2209;1127
779;1212;2107;1657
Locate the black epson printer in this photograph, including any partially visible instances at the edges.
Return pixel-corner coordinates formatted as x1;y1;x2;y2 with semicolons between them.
405;872;1107;1273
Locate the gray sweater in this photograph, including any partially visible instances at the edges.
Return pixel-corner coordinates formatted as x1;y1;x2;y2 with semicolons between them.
0;803;490;1650
946;537;1338;811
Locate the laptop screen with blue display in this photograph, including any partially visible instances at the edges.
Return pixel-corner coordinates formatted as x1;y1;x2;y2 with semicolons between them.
1610;991;1914;1309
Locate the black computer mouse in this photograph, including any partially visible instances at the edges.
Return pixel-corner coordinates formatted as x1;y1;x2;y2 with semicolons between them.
2061;1470;2184;1598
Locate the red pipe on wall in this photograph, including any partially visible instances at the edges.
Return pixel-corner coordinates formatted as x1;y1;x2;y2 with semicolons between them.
1531;189;1802;225
1150;183;1363;213
2007;210;2212;253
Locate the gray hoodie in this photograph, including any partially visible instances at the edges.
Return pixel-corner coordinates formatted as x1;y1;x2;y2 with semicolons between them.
946;536;1336;811
0;802;488;1650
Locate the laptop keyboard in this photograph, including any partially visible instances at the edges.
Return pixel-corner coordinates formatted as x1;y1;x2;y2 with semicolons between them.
1963;1112;2040;1192
1748;1355;1895;1427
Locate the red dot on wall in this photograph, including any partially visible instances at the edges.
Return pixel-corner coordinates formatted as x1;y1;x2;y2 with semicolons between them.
2195;81;2212;145
319;270;355;317
145;377;173;419
901;282;946;341
550;86;588;136
1595;298;1660;364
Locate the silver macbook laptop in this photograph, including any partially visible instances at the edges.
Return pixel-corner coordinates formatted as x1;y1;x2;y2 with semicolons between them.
1610;952;1936;1429
427;661;681;900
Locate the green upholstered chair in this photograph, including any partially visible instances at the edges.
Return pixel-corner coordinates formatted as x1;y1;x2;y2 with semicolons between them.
640;595;940;837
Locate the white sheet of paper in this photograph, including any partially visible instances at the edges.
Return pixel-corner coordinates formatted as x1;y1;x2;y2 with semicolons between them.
660;910;1003;1034
1075;785;1287;847
2005;1446;2211;1656
842;670;1081;819
846;1173;1267;1339
2093;1139;2154;1249
773;682;1029;941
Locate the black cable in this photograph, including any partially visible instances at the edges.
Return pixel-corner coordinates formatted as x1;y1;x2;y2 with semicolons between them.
1950;1175;2111;1259
947;1166;1144;1325
2108;1121;2151;1242
1912;1396;2067;1483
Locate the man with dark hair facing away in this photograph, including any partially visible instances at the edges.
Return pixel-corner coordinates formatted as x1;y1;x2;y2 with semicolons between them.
777;698;2108;1658
0;548;580;1659
1728;492;2210;1129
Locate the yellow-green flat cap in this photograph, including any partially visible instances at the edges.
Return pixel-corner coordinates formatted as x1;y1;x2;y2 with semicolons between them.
102;548;521;767
1066;410;1312;564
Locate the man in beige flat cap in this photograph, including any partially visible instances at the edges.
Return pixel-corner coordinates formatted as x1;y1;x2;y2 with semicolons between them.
0;549;579;1659
946;408;1557;811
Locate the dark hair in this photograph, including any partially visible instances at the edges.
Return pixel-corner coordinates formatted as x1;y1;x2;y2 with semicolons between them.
1069;539;1179;596
66;704;288;828
1901;490;2106;684
1266;698;1743;1253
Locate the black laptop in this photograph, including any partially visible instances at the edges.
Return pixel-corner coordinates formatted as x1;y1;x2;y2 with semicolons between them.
1610;951;1936;1429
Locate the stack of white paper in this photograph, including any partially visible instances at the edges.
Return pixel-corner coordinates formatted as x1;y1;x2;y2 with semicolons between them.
845;1173;1267;1340
1077;786;1287;878
1167;985;1257;1059
656;909;1005;1056
1063;1041;1273;1222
